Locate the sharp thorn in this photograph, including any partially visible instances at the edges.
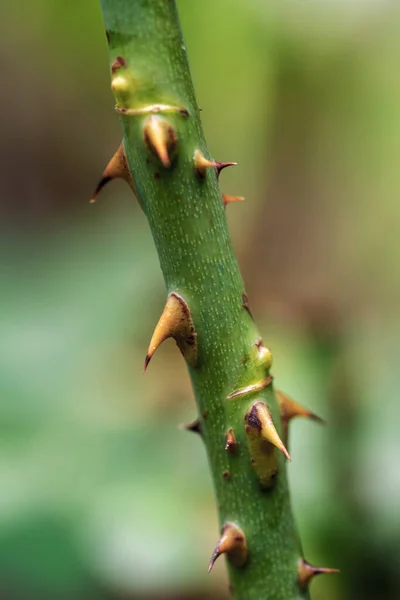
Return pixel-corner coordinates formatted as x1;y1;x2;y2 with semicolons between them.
90;142;134;203
216;161;237;177
208;523;247;573
223;193;245;207
298;558;340;589
143;115;177;168
180;418;202;435
144;292;197;371
194;149;215;177
246;401;291;461
225;428;237;453
276;390;325;426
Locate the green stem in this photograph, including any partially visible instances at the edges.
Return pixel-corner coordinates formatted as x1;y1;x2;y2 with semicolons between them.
98;1;311;598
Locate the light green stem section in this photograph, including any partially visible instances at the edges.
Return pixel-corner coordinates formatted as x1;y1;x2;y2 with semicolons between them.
99;1;310;598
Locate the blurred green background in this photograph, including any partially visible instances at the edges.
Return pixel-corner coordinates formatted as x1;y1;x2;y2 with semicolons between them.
1;1;399;599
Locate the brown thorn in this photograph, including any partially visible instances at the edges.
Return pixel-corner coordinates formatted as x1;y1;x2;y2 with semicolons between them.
143;115;177;168
90;142;135;203
223;193;245;207
194;149;215;177
225;428;237;454
241;293;254;319
246;401;291;461
208;523;247;573
276;390;325;426
216;161;237;177
298;558;340;590
227;377;272;400
111;56;127;73
179;418;202;435
144;292;197;371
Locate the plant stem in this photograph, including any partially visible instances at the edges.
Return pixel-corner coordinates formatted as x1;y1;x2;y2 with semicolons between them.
98;1;313;598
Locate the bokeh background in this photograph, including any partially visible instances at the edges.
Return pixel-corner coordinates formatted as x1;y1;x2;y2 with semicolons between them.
1;0;399;599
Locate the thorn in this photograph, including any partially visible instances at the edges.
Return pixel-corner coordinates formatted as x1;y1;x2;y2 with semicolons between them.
110;57;137;104
111;56;127;73
143;115;177;168
246;401;291;461
227;377;272;400
255;338;273;370
208;523;247;573
180;418;202;435
241;293;254;319
216;161;237;177
194;149;215;177
225;428;237;454
276;390;325;426
144;292;197;371
223;194;245;207
298;559;340;590
90;142;135;203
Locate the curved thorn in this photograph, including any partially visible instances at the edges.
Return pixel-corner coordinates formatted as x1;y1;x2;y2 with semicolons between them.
90;142;134;203
194;149;215;177
246;401;291;461
208;523;247;573
276;390;325;425
144;293;197;371
298;558;340;589
216;161;237;177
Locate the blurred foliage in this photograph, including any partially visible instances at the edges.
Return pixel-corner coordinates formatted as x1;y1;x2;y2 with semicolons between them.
1;0;399;599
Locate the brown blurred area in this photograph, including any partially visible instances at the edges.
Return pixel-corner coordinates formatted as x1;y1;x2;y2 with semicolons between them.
1;1;399;599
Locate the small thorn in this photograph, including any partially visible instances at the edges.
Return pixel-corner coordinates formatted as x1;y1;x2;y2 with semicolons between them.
276;389;324;446
143;115;177;168
298;559;340;590
208;523;247;573
227;377;272;400
225;428;237;454
246;401;291;461
111;56;127;73
276;390;325;426
194;149;215;177
216;161;237;177
180;418;202;435
144;292;197;371
223;193;245;207
255;338;273;370
90;142;135;203
241;293;254;319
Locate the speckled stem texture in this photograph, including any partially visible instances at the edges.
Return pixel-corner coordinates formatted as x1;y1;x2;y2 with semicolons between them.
99;1;310;598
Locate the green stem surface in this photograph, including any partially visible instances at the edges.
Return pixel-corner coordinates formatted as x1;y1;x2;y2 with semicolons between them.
99;1;309;598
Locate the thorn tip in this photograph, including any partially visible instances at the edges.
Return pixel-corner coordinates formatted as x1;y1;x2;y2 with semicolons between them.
144;292;197;369
223;193;245;207
143;115;177;168
180;418;202;435
208;523;247;573
298;559;340;589
90;143;134;204
194;149;215;176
